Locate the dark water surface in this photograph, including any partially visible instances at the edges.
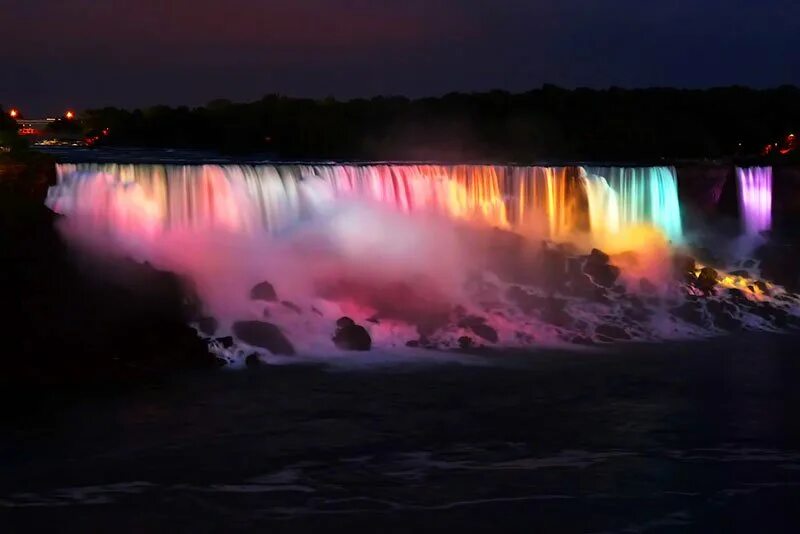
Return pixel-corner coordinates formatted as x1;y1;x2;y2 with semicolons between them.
4;333;800;532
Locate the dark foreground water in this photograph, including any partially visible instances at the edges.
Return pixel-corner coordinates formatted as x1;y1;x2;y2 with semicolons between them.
3;333;800;533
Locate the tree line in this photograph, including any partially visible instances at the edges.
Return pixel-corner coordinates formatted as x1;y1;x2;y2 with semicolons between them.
16;86;800;162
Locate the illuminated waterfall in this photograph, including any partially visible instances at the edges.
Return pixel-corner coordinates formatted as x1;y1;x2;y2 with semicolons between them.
506;166;581;238
736;167;772;235
49;163;594;240
584;166;683;242
48;163;690;246
580;170;620;239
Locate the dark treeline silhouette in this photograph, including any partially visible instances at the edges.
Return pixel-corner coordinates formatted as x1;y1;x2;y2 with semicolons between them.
81;86;800;162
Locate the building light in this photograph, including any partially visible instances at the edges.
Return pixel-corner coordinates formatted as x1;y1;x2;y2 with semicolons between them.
65;110;75;120
9;109;19;119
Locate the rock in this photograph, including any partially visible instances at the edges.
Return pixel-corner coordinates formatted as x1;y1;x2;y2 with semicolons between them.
755;280;770;295
458;336;474;350
639;278;657;294
742;259;757;269
336;316;356;328
584;261;621;288
540;243;568;290
282;300;302;314
589;248;610;265
729;270;751;278
232;321;295;355
671;301;708;326
506;286;544;313
673;254;696;280
571;335;595;345
541;296;573;327
250;281;277;302
197;316;218;336
405;339;420;348
457;315;499;343
245;353;262;368
333;324;372;351
694;267;718;295
595;324;630;340
713;312;742;331
214;335;235;348
367;315;380;324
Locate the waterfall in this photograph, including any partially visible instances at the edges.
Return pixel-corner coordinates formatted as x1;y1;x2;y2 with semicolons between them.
584;166;683;243
579;170;620;239
48;163;690;246
736;167;772;235
49;163;594;240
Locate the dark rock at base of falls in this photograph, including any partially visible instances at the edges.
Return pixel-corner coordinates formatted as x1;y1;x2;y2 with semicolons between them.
0;157;221;388
457;315;499;343
245;353;262;368
583;249;621;289
233;321;296;355
595;324;631;340
336;316;356;329
671;301;709;326
673;254;697;280
250;281;278;302
197;316;219;336
333;320;372;351
458;336;474;350
589;248;610;265
214;336;235;348
541;296;574;327
694;267;719;295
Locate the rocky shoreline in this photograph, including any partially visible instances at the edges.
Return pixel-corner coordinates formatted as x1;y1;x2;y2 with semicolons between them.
1;157;218;389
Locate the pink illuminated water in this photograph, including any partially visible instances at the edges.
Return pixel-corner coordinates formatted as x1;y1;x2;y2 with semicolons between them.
736;167;772;235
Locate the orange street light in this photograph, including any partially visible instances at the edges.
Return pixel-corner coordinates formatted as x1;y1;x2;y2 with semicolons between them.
9;109;19;119
65;110;75;120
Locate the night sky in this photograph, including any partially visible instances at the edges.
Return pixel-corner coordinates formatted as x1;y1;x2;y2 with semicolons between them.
2;0;799;116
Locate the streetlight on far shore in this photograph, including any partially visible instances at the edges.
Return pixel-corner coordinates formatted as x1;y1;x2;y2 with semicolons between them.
9;109;19;119
65;110;75;120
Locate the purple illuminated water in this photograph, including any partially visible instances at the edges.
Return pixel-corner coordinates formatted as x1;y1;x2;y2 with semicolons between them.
736;167;772;235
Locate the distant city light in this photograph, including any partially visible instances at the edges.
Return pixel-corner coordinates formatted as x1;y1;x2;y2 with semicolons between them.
9;109;19;119
65;110;75;120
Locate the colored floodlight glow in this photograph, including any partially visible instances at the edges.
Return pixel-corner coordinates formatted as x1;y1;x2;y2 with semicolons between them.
736;167;772;235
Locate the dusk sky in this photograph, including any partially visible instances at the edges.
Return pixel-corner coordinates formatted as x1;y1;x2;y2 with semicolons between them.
2;0;798;116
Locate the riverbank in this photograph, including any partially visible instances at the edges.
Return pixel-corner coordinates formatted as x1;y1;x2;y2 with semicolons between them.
0;154;217;389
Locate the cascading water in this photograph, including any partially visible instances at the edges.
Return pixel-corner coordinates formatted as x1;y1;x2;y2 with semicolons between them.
584;166;683;243
736;167;772;235
46;161;799;361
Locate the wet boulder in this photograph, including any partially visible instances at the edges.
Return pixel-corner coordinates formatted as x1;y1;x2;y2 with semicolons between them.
583;249;621;288
197;316;219;336
595;324;631;341
673;254;697;280
214;335;235;348
333;318;372;351
250;281;278;302
457;315;499;343
458;336;474;350
694;267;719;295
232;321;295;355
671;301;708;326
245;353;262;368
